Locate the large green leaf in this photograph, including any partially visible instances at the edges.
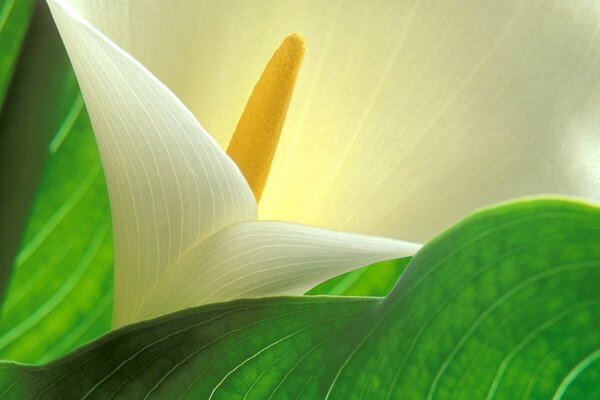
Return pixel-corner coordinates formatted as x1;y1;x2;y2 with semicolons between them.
0;5;113;363
1;198;597;399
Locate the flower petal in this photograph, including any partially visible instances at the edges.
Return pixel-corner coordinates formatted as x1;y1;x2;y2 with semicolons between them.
133;221;419;325
47;0;257;326
63;1;600;243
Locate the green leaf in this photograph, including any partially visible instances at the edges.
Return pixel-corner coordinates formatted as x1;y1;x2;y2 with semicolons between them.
2;198;598;399
0;106;113;364
0;0;34;108
306;257;411;296
0;0;36;296
0;4;113;363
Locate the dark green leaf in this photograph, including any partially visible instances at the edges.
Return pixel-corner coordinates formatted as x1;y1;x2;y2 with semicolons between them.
0;0;36;296
1;198;598;399
0;0;34;108
0;3;113;363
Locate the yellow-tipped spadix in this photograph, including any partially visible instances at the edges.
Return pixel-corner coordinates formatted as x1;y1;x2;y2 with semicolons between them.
227;33;305;202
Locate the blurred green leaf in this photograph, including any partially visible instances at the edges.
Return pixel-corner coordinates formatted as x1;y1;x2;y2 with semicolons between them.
0;0;34;108
0;0;35;296
306;257;411;297
0;3;113;363
2;198;598;399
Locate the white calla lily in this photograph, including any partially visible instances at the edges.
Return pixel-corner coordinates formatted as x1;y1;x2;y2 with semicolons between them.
48;0;419;327
48;0;600;327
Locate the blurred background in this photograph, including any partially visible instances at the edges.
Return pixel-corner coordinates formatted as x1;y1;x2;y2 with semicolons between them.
0;1;113;363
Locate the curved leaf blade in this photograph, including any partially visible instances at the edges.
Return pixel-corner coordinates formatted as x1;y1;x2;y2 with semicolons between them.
1;198;598;399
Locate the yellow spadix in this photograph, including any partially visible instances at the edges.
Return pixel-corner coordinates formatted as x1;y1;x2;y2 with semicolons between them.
227;33;305;202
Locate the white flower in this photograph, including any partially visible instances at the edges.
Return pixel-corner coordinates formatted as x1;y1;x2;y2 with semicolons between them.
48;0;600;327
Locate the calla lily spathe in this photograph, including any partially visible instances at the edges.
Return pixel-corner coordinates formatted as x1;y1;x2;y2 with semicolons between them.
48;0;600;326
48;0;419;327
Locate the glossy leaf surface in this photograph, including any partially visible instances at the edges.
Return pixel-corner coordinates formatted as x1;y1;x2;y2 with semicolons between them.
1;198;598;399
